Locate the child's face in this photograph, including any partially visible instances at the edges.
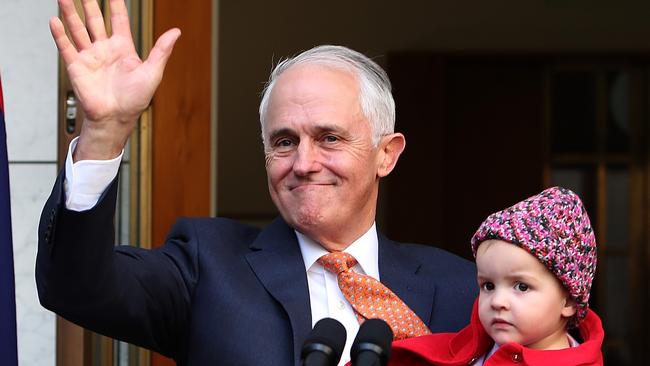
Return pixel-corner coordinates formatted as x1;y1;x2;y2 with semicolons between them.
476;240;576;350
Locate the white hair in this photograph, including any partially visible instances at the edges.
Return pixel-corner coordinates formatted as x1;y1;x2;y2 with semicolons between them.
258;45;396;147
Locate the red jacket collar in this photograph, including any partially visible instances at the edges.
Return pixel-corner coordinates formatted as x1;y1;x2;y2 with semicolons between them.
390;299;604;365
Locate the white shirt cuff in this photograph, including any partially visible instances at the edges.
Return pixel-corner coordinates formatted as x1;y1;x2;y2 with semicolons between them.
64;137;123;211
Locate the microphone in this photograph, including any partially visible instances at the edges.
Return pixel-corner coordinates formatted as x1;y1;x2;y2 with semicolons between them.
350;319;394;366
301;318;347;366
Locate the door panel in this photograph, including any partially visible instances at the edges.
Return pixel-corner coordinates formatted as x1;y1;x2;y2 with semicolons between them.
385;55;544;259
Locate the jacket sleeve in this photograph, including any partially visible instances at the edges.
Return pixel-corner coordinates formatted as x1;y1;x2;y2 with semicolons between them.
36;170;199;360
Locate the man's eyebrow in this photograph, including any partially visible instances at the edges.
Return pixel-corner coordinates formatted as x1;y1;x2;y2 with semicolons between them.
268;128;296;142
268;124;345;141
311;124;349;138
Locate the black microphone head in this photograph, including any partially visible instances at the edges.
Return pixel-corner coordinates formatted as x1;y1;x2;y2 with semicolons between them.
301;318;347;365
351;318;394;365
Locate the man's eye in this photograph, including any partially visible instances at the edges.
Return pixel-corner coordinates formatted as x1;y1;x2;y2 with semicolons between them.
323;135;338;143
515;282;529;292
481;282;495;291
276;139;293;147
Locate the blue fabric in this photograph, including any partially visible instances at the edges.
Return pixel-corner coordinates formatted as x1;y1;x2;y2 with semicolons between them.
0;75;18;366
36;170;478;365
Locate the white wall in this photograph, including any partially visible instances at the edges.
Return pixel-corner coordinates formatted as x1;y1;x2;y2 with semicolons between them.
0;1;58;365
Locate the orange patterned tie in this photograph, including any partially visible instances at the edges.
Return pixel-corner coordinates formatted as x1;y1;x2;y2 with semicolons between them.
318;252;431;340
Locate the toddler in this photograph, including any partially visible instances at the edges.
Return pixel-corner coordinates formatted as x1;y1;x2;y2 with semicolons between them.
388;187;604;365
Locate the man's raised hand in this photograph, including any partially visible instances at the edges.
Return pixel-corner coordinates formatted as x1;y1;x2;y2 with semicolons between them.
50;0;181;161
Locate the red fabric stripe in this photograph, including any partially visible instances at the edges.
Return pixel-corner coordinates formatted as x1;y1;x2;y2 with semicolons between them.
0;74;4;113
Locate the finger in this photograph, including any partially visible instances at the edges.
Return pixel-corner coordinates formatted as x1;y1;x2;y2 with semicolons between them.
59;0;92;50
50;17;79;66
109;0;133;39
142;28;181;80
81;0;107;41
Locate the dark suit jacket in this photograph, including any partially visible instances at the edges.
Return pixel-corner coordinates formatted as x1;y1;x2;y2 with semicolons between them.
36;172;477;366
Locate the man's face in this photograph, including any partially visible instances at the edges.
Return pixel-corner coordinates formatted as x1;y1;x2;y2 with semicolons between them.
263;64;385;250
476;240;576;350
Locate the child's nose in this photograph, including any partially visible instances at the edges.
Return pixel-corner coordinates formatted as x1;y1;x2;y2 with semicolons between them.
490;290;509;310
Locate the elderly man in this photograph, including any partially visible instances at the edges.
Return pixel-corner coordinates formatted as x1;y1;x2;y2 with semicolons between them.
37;0;476;365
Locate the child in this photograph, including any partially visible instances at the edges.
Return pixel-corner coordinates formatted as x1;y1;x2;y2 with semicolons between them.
388;187;604;365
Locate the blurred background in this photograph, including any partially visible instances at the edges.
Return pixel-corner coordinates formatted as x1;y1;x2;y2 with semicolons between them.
0;0;648;365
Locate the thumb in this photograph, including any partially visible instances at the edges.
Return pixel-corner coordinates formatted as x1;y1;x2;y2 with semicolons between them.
142;28;182;81
117;56;143;73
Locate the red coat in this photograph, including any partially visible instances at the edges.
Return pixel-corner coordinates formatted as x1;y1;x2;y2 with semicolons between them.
388;300;604;366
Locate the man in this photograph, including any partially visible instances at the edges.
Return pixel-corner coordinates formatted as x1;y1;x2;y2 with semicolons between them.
37;0;476;365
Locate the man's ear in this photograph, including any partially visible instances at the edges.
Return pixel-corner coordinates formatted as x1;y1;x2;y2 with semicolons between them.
377;133;406;178
561;297;577;318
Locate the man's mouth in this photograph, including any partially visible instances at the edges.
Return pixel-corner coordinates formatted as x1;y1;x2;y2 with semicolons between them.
289;182;332;191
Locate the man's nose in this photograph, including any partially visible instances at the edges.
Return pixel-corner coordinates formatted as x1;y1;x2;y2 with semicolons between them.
292;141;322;176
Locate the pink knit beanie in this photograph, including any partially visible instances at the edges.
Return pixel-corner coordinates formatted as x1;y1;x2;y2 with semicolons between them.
470;187;597;321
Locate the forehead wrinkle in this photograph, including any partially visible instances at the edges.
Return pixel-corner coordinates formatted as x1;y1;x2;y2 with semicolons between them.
311;123;347;135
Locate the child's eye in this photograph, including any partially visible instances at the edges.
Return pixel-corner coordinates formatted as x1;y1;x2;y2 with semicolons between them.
481;282;495;291
515;282;529;292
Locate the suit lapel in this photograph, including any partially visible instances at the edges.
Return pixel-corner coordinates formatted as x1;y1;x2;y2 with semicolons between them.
243;221;436;362
378;234;436;327
244;217;311;366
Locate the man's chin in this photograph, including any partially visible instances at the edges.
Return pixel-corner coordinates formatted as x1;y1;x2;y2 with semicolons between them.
291;214;324;232
285;212;333;238
278;201;326;226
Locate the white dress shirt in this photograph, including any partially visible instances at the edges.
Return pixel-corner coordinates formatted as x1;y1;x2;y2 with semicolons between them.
296;225;379;366
64;138;380;366
64;137;123;211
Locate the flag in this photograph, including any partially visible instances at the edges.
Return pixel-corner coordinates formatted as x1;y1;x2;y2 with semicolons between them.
0;73;18;365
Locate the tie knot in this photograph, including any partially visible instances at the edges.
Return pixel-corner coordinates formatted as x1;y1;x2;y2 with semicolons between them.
318;252;358;274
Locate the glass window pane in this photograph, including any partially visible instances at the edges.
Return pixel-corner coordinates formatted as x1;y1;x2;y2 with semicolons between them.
606;72;631;153
116;341;129;366
550;166;597;226
551;72;597;153
603;256;631;365
115;162;131;245
606;166;629;250
110;1;142;365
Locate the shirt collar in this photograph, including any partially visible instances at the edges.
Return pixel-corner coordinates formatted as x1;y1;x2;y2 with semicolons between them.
296;223;380;279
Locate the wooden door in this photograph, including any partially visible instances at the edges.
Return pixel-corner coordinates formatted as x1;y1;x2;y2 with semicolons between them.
384;54;545;259
56;0;213;365
149;1;213;365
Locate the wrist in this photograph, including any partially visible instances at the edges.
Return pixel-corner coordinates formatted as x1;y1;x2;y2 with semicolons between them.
72;119;133;162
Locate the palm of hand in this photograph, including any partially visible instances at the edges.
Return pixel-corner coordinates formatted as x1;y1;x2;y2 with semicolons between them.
68;34;153;124
51;0;179;130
